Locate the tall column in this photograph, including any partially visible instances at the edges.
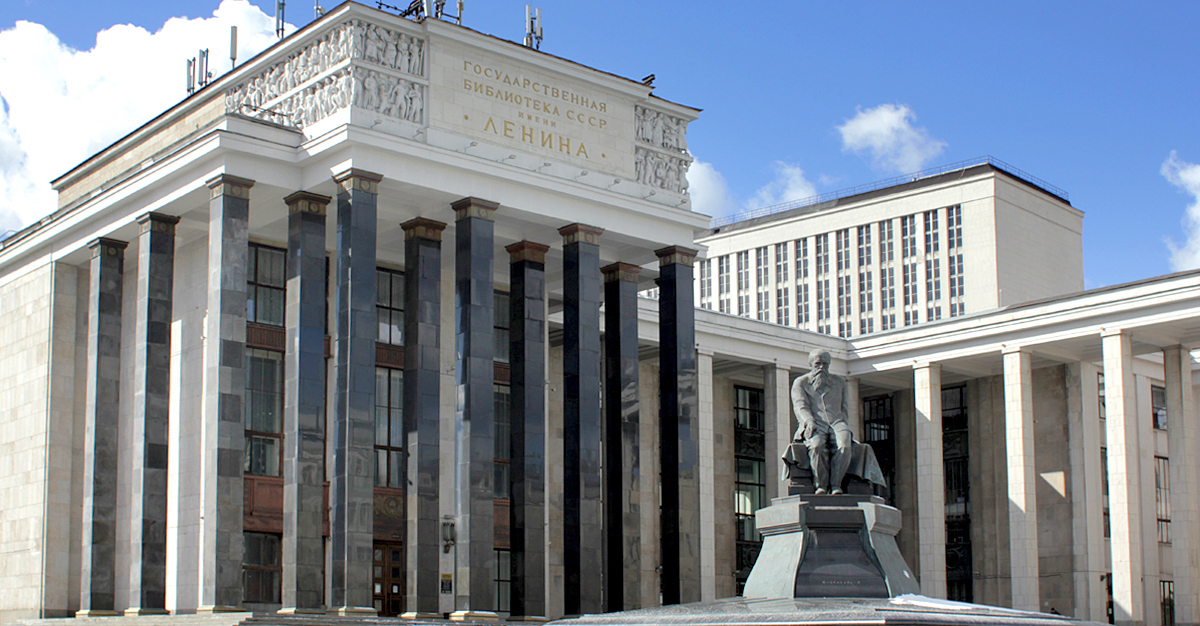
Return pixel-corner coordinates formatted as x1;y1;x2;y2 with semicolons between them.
603;262;640;612
280;192;330;614
656;245;701;605
560;223;603;616
401;217;446;619
199;174;252;612
763;364;791;501
1002;347;1040;611
913;361;946;598
330;169;381;615
451;197;498;620
79;238;127;617
696;349;717;602
1101;329;1143;626
127;213;179;615
1066;362;1106;622
1165;346;1200;626
508;241;549;620
846;377;862;440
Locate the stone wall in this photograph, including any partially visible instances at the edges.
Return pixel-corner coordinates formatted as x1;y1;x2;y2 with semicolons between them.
0;262;82;620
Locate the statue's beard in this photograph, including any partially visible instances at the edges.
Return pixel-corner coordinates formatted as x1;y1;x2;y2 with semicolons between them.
813;372;827;388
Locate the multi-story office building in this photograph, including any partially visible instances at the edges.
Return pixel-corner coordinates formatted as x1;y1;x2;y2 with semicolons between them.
1;5;1199;626
696;160;1085;336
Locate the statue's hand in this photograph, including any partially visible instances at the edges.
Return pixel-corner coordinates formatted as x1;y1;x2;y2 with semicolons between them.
802;420;814;439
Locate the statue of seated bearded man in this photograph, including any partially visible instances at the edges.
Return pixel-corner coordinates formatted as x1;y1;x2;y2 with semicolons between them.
783;349;888;496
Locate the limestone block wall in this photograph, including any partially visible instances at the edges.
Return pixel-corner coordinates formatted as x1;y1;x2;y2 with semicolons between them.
968;376;1010;609
891;388;918;579
0;261;82;620
637;361;662;608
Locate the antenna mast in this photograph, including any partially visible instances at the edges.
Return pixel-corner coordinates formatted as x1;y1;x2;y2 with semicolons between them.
523;5;542;50
230;26;238;68
275;0;286;38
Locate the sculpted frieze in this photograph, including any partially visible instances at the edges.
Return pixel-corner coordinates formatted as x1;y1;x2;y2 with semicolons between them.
354;67;424;124
226;22;354;114
355;20;425;76
635;147;689;194
635;105;688;153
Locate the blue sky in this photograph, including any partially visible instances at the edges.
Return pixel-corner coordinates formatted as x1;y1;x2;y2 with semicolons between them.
3;1;1199;290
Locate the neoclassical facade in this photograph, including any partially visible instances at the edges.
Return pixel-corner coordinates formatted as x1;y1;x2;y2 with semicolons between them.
1;4;1199;626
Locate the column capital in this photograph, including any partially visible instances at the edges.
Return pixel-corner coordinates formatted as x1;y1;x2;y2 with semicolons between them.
137;212;180;235
284;191;332;215
332;168;383;194
89;237;128;257
912;359;940;371
1100;327;1128;339
559;223;604;245
205;174;254;198
655;245;697;267
402;217;447;241
601;262;641;283
1001;344;1027;356
507;240;550;263
452;197;499;221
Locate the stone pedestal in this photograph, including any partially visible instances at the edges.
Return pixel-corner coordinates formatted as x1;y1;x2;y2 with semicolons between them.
742;495;918;600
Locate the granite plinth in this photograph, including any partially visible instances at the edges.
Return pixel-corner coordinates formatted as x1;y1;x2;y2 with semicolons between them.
550;595;1105;626
743;495;918;600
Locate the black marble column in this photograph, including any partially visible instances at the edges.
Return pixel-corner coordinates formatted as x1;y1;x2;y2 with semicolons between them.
330;169;382;614
401;217;446;619
79;237;127;617
127;212;178;615
200;174;252;612
507;241;549;620
280;191;330;614
451;197;498;619
560;223;604;616
602;262;641;612
656;245;700;605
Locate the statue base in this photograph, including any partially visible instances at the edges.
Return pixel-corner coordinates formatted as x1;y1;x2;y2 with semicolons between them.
742;494;918;599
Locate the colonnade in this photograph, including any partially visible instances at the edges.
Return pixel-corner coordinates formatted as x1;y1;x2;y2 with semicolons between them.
76;171;701;618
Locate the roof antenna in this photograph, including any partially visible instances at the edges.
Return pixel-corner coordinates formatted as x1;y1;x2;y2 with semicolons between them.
315;0;325;18
275;0;286;39
523;5;543;50
229;26;238;68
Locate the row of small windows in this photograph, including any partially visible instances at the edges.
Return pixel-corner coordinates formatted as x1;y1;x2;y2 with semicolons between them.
698;205;963;336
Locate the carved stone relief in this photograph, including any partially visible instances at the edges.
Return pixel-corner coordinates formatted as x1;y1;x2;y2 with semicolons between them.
354;20;424;76
635;105;688;153
225;19;427;129
353;67;424;124
635;147;689;194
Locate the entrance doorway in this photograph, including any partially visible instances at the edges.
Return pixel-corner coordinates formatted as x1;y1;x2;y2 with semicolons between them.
373;541;404;616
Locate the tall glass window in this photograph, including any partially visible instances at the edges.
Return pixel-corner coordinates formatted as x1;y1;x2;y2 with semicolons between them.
377;268;405;345
245;348;284;477
734;386;765;594
1162;580;1176;626
699;259;712;310
494;384;511;499
494;549;512;612
942;385;972;603
243;532;282;604
1152;385;1168;430
248;244;286;327
374;367;404;488
863;395;895;504
494;292;510;364
1156;456;1171;543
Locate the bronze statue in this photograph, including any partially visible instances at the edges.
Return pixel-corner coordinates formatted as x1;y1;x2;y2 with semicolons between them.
783;349;887;496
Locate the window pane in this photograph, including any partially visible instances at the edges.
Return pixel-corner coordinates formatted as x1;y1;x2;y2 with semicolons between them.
377;270;391;307
392;272;405;309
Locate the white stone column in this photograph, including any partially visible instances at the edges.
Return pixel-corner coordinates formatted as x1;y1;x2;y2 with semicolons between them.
763;363;792;501
1067;362;1106;622
1002;347;1040;611
697;349;716;602
1101;329;1144;626
846;377;862;440
1165;346;1200;626
913;361;946;598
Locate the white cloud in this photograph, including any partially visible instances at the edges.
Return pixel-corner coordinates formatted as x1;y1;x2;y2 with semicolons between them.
748;161;817;209
1162;151;1200;271
686;158;738;218
0;1;287;236
837;103;946;174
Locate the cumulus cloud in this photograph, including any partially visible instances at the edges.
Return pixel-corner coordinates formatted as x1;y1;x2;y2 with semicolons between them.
748;161;817;209
0;1;287;236
1162;151;1200;271
837;104;946;174
687;159;738;218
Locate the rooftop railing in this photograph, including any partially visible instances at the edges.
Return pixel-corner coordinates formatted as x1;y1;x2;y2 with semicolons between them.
707;156;1068;229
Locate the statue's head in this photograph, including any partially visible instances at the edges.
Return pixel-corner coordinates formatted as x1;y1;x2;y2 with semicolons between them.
808;349;831;373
